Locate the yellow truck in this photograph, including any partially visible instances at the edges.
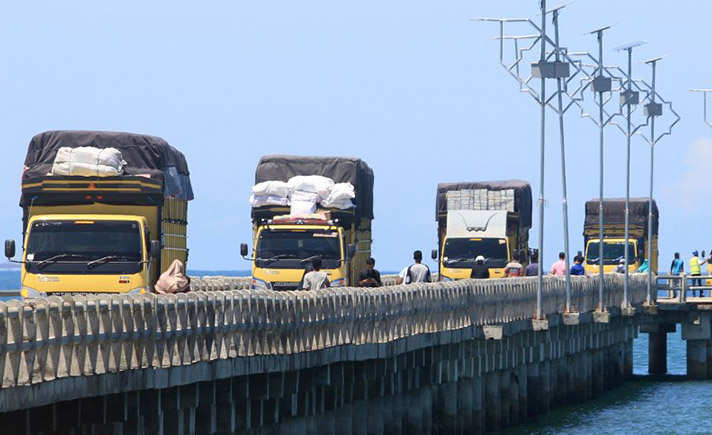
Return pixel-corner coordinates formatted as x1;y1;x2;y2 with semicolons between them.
4;130;193;297
583;198;659;274
433;181;532;280
241;156;374;290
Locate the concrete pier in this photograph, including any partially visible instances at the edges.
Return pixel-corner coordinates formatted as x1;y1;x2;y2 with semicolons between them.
0;274;649;434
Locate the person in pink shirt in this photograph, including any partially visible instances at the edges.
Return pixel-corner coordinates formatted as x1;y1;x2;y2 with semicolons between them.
550;252;567;276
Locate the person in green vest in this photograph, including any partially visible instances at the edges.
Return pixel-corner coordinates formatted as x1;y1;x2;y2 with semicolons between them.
689;251;707;297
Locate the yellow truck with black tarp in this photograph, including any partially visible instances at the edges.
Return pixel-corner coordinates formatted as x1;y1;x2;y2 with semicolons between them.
583;198;659;274
241;155;374;290
433;181;532;280
5;130;193;297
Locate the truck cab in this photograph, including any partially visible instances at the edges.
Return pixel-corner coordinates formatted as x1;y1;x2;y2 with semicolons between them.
583;237;638;274
437;210;511;280
245;155;374;290
434;181;532;282
245;216;355;290
6;131;193;297
12;214;159;298
582;198;658;276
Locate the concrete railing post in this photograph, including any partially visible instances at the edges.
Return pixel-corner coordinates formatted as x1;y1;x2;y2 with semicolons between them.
680;273;688;303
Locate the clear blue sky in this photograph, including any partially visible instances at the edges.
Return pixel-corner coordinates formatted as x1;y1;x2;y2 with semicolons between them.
0;1;709;271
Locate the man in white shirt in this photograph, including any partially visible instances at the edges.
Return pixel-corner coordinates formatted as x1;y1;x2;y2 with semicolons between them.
397;250;432;284
302;257;330;290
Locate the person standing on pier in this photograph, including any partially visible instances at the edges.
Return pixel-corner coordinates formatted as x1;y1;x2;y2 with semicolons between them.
550;252;567;276
400;250;431;284
670;252;684;275
525;253;539;276
358;257;382;287
689;251;706;297
504;252;524;277
471;255;490;279
570;255;586;276
301;257;330;290
614;259;626;274
669;252;684;298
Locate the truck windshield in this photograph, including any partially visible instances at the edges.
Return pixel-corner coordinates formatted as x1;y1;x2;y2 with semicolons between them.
443;238;508;268
256;230;341;269
586;241;636;265
25;220;143;274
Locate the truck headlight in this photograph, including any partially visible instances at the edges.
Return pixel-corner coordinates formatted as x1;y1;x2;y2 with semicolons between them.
330;278;344;287
21;286;46;299
128;287;149;296
251;278;271;290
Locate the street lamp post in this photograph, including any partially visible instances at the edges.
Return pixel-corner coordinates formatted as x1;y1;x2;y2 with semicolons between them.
590;26;613;312
551;7;573;312
615;41;645;310
537;0;548;319
644;56;662;305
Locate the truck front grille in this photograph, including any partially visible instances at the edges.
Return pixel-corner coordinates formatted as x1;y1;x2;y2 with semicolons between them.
271;282;300;291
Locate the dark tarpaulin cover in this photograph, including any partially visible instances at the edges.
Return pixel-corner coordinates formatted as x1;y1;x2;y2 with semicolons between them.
255;155;374;219
584;198;659;235
436;180;532;228
22;130;194;200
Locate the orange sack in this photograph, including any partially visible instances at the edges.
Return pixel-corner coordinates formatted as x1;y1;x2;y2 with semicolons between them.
154;259;190;294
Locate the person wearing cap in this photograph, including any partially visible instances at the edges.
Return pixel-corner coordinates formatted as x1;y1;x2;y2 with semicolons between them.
614;258;626;274
470;255;490;279
689;250;706;297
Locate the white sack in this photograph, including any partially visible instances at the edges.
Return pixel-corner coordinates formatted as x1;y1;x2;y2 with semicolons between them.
52;162;122;177
290;190;318;214
290;190;319;202
250;194;290;207
51;146;126;177
291;199;317;214
321;198;355;210
323;182;355;203
287;175;334;198
251;180;290;198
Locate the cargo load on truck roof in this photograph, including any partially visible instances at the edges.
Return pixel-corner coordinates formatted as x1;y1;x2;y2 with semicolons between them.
436;180;532;228
22;130;193;201
584;198;658;235
254;155;374;219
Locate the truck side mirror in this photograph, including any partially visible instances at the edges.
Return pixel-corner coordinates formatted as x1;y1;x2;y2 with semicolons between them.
431;249;438;260
150;240;161;259
5;239;15;259
240;243;248;258
347;244;356;259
